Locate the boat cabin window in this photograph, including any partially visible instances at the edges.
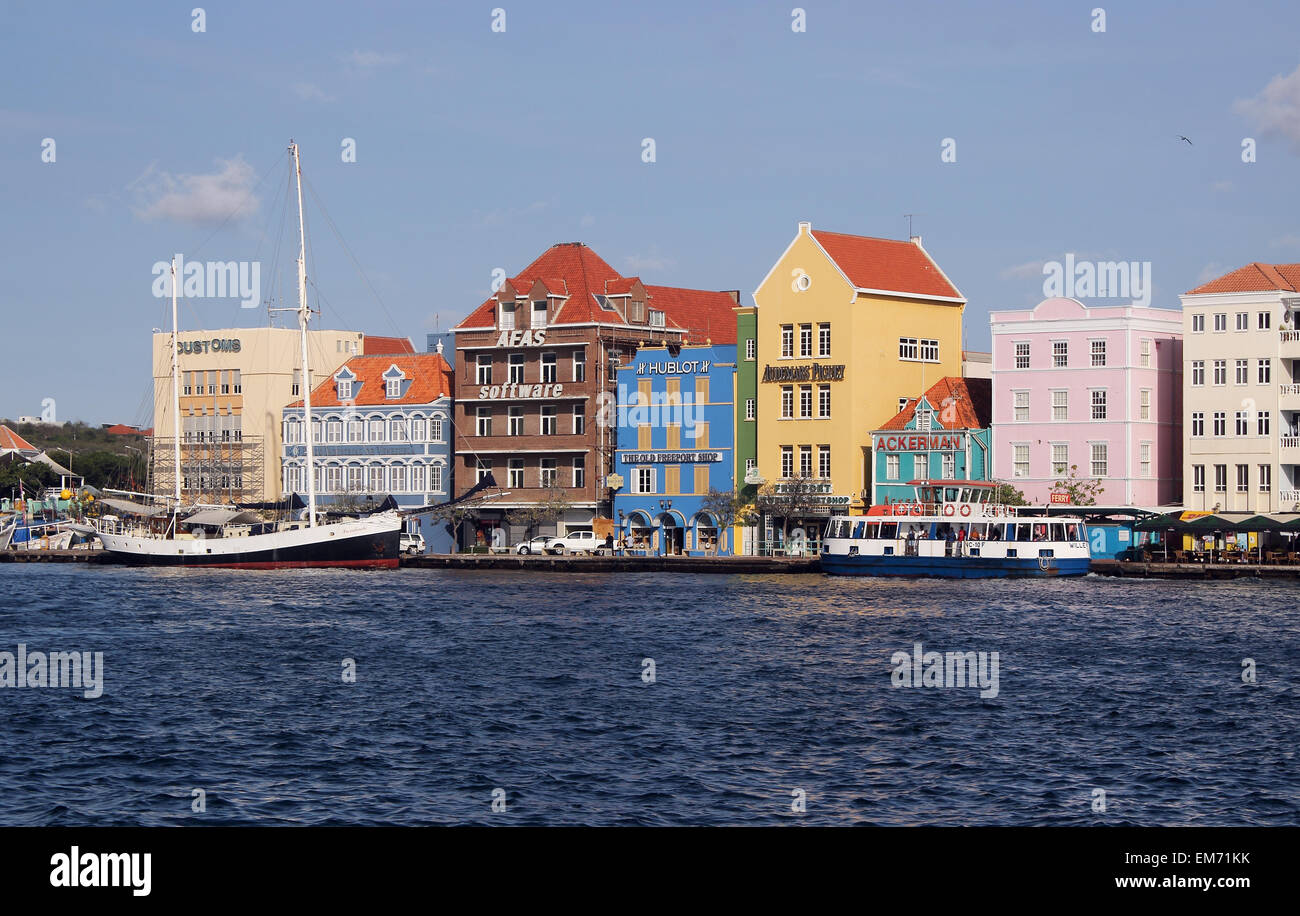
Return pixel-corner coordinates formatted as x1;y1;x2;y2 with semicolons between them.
851;520;868;538
879;522;898;539
947;487;961;502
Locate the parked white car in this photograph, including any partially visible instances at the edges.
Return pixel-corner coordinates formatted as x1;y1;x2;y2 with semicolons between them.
546;530;599;555
515;535;555;555
400;532;426;555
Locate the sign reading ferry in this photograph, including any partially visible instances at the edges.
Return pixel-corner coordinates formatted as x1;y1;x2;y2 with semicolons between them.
761;363;845;383
876;433;967;451
1049;491;1071;505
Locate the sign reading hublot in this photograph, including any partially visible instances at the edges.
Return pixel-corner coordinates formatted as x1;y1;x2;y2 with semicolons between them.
761;363;845;383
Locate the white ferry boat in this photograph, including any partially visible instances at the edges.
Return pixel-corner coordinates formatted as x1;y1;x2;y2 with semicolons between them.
821;480;1091;578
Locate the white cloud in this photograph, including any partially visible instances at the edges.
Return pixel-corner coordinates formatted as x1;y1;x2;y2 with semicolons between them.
623;253;675;273
1197;262;1226;285
292;82;334;103
131;156;260;225
1000;259;1046;279
343;50;405;69
1233;61;1300;152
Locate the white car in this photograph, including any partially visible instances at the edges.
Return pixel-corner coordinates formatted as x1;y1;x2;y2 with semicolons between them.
400;532;426;555
546;530;599;555
515;535;555;555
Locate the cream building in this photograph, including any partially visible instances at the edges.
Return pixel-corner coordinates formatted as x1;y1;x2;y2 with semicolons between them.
150;327;407;502
1181;263;1300;512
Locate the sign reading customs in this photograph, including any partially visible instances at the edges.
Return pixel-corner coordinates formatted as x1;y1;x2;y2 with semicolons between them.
761;363;845;383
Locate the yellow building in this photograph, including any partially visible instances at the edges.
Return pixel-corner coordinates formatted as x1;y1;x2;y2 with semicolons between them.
752;222;966;534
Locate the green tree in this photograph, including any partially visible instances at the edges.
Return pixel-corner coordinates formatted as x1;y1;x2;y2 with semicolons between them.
993;482;1028;506
1052;464;1104;507
699;486;757;555
754;474;821;544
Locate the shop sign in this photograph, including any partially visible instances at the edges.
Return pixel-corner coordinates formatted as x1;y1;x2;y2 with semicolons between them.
178;338;241;354
875;433;965;451
761;363;845;383
477;382;564;399
636;360;711;376
494;329;548;347
621;451;721;464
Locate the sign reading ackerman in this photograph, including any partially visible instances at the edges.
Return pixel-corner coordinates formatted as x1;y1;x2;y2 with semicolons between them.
761;363;845;383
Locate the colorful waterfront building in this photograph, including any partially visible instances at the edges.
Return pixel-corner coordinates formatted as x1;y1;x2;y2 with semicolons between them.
751;221;966;543
611;343;737;555
989;297;1183;506
1180;262;1300;511
869;376;992;504
281;347;456;552
450;241;739;548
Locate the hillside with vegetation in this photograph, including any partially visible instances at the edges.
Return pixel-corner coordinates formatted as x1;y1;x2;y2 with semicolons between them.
1;420;149;493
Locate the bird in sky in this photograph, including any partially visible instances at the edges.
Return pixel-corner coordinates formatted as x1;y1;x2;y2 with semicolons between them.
1177;136;1193;145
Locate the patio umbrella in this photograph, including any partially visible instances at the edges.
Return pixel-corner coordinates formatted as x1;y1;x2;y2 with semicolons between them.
1232;515;1282;561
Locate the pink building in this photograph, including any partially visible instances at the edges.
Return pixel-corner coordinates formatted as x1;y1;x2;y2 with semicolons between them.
990;297;1183;506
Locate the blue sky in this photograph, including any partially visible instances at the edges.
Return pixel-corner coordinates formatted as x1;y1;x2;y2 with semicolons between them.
3;0;1299;425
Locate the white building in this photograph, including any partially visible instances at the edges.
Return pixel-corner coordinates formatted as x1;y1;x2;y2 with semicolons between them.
1180;262;1300;511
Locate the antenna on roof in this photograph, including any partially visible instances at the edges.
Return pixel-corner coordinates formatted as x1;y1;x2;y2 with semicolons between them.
905;214;915;239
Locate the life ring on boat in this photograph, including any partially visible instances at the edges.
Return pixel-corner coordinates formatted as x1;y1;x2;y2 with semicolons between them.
960;505;971;517
1038;556;1052;570
910;503;923;516
943;504;955;517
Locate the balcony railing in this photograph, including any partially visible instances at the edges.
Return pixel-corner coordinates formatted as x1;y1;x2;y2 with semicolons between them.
1282;384;1300;397
1281;436;1300;450
1279;489;1300;503
1282;330;1300;343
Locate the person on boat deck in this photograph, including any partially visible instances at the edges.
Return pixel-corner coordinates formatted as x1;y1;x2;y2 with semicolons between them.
968;528;981;541
956;527;966;542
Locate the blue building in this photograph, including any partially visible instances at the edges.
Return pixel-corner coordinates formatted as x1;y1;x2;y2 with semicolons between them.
281;347;456;553
869;376;993;505
612;343;737;555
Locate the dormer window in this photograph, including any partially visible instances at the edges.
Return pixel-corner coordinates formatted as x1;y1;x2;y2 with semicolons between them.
916;409;932;432
648;308;665;328
628;300;646;323
335;367;357;402
499;302;516;330
532;300;548;329
382;365;406;399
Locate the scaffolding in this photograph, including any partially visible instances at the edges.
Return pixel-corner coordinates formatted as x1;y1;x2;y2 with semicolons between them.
148;436;266;505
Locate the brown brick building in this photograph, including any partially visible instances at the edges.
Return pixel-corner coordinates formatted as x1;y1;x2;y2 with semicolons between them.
451;241;737;546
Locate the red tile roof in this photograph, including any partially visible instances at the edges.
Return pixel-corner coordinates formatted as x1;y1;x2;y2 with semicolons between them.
454;242;738;343
810;230;964;300
645;285;739;344
104;424;143;435
289;352;454;408
362;335;416;355
1186;262;1300;295
877;377;991;431
0;425;36;451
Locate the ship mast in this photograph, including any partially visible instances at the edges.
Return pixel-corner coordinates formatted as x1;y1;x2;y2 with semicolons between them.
291;141;318;527
170;257;182;505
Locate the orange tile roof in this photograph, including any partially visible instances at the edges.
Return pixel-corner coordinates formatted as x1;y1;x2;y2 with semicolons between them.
104;424;144;435
810;230;964;300
289;352;453;408
877;377;991;431
362;335;416;355
0;425;36;451
454;242;738;343
1186;262;1300;295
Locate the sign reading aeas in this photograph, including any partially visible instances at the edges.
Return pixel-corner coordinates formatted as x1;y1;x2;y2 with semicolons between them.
495;329;547;347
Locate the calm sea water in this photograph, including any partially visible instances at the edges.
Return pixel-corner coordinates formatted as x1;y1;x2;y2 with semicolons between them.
0;565;1296;826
